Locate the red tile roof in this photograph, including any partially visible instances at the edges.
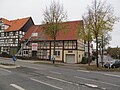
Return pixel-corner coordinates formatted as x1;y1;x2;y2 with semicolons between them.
1;18;11;26
1;17;31;32
21;20;83;42
21;25;46;42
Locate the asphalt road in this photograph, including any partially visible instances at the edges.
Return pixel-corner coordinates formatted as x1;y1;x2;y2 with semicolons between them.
0;57;120;90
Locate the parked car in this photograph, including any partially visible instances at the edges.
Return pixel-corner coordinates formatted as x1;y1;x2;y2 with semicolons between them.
104;62;110;68
2;51;9;57
111;60;120;68
104;60;115;68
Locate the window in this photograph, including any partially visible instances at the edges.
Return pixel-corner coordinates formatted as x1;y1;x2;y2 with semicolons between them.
15;31;18;35
55;51;60;56
24;50;28;55
68;51;73;53
55;41;62;48
19;31;22;34
15;39;18;43
23;32;25;35
1;33;4;37
32;33;38;37
64;40;76;49
13;32;16;36
39;50;48;59
1;25;5;30
9;39;12;43
6;32;9;36
13;39;16;44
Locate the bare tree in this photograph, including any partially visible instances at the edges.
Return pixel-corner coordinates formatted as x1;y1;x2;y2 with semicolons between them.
84;0;117;67
42;1;67;63
79;12;93;66
99;31;111;67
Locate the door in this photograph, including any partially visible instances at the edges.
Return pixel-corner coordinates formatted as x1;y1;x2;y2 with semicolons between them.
66;54;75;63
32;51;37;57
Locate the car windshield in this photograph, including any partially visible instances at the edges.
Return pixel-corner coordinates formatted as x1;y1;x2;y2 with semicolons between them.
115;60;120;64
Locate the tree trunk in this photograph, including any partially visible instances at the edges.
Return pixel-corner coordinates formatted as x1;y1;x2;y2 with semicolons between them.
88;40;90;66
101;34;104;67
53;37;56;64
96;36;99;67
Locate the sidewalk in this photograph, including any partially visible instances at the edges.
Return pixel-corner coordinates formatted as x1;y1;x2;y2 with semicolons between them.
1;57;93;70
18;59;89;70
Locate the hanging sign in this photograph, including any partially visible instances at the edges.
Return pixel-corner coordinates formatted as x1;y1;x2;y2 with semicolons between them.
32;43;38;51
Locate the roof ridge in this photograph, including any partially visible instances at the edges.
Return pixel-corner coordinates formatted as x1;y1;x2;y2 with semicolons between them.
5;17;32;32
63;20;83;23
10;17;30;22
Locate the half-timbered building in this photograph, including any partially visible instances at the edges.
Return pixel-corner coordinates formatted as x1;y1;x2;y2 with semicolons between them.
0;17;34;55
20;20;84;63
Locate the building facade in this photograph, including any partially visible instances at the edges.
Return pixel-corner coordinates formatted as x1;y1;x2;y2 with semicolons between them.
20;20;85;63
0;17;34;55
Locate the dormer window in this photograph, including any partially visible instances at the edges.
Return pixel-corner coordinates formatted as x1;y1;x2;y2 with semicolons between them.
32;33;38;37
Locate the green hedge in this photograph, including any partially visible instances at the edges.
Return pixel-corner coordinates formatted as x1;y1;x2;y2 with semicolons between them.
81;56;93;64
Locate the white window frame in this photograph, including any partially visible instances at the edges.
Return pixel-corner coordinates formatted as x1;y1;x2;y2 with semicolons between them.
55;51;60;56
32;33;38;37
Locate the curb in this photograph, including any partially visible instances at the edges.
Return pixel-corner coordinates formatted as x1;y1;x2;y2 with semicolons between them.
0;65;20;68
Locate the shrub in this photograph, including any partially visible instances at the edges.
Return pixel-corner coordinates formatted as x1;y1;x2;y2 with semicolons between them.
81;56;93;64
1;51;12;58
81;57;88;64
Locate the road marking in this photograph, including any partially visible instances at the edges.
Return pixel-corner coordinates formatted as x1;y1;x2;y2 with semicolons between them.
91;71;120;78
29;67;39;70
30;78;63;90
49;71;61;75
75;76;95;81
0;68;11;73
77;70;90;73
104;73;120;78
46;76;79;86
29;72;39;76
10;84;25;90
85;83;98;88
75;76;120;87
91;71;105;74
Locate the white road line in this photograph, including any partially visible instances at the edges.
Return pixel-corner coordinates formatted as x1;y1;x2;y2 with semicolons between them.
0;68;11;73
49;71;61;75
29;67;39;70
46;76;79;86
104;73;120;78
91;71;120;78
10;84;25;90
30;78;63;90
85;83;98;88
75;76;120;87
77;70;90;73
75;76;95;81
92;71;120;78
91;71;105;74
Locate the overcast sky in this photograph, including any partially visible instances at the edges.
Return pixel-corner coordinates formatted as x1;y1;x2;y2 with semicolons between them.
0;0;120;47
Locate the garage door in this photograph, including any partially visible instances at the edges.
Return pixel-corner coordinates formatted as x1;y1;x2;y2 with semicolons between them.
66;54;75;63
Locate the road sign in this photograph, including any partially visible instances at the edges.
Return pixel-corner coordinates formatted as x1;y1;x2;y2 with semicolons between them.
12;56;17;62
